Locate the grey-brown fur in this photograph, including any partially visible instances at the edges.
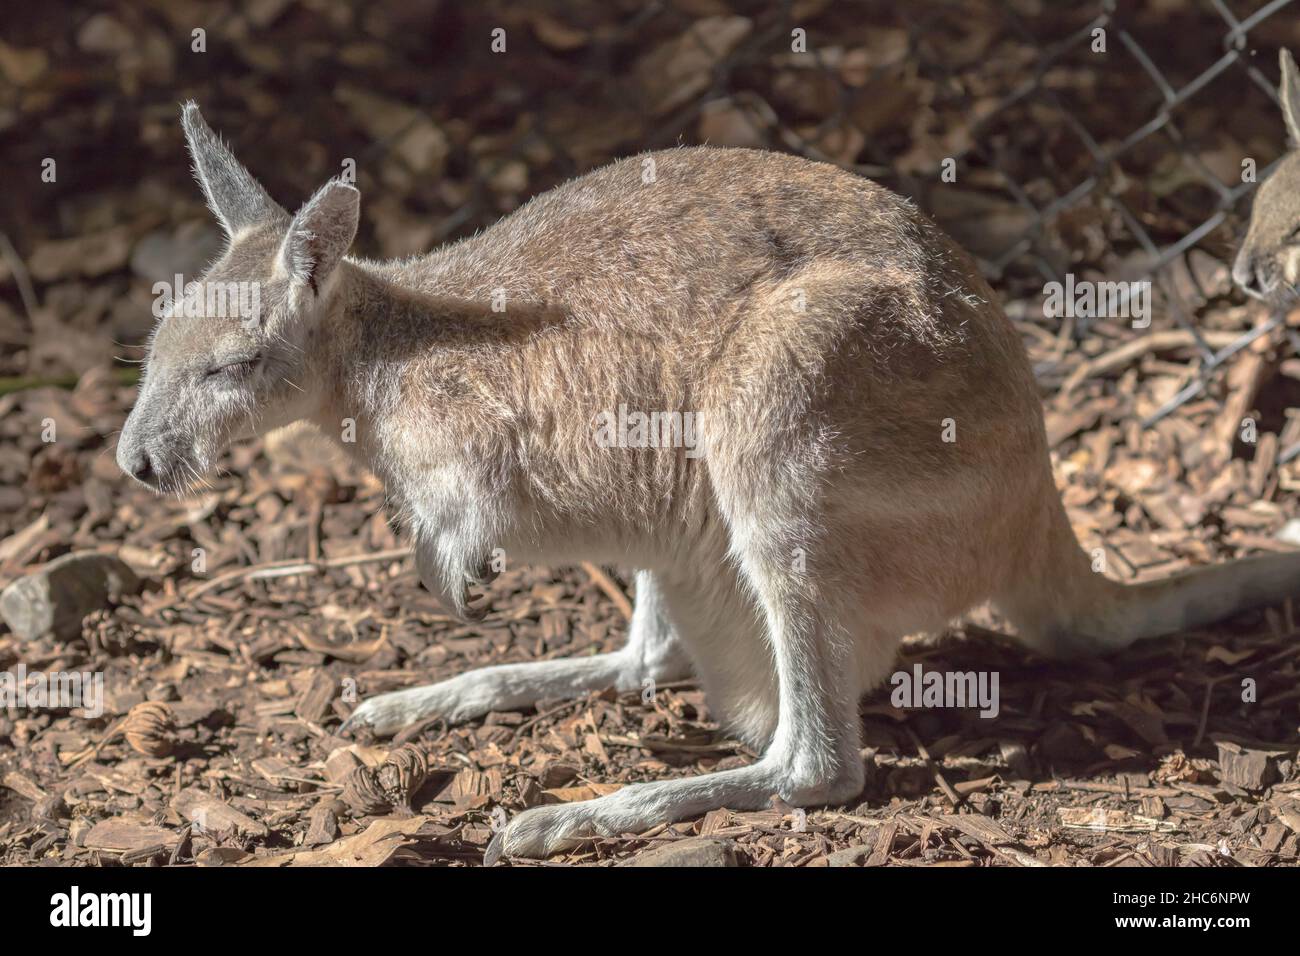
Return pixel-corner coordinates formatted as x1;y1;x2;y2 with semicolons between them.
117;103;1300;861
1233;49;1300;303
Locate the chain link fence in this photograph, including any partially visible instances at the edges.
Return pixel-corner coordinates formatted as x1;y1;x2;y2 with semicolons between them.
369;2;1296;395
4;1;1297;399
886;0;1297;428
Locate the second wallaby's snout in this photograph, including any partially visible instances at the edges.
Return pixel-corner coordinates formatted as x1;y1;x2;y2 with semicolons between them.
1233;49;1300;303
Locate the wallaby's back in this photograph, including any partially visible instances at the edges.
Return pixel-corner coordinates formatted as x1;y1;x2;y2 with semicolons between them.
358;150;1053;631
337;146;1300;659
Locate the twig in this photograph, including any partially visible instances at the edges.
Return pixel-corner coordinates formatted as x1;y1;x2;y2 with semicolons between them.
394;716;447;747
600;733;746;755
62;716;130;769
1058;329;1242;397
580;561;633;620
510;698;587;742
1142;317;1283;427
905;726;963;807
1058;779;1182;798
159;547;411;607
1193;675;1228;748
0;230;39;323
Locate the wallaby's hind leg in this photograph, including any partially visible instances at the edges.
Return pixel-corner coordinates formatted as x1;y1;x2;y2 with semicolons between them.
485;480;872;862
342;571;691;735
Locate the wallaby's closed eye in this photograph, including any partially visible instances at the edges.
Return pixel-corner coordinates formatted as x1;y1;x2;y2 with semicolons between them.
120;102;1300;863
1234;49;1300;302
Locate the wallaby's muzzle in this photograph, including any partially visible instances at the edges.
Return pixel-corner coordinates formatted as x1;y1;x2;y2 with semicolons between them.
117;439;157;488
116;397;186;493
1231;246;1268;301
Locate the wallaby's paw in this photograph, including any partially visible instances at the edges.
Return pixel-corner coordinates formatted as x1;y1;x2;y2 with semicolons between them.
483;803;597;865
340;686;448;736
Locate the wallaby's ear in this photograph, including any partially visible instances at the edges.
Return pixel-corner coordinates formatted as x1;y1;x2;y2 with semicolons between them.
181;101;286;235
1281;49;1300;147
280;180;360;293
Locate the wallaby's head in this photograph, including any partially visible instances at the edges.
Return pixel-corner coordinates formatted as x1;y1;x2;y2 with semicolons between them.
1233;49;1300;304
117;103;359;493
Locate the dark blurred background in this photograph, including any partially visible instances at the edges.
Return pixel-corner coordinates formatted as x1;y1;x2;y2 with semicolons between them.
0;0;1297;383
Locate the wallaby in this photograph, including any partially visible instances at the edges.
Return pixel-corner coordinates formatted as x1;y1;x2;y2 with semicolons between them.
1233;49;1300;303
118;96;1300;864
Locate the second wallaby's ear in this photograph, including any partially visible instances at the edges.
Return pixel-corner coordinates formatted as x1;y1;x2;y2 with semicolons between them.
1281;49;1300;147
280;180;360;292
181;102;286;235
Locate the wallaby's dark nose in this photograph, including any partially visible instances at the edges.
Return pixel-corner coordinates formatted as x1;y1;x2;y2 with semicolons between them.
1232;249;1255;291
123;448;156;485
1232;249;1268;299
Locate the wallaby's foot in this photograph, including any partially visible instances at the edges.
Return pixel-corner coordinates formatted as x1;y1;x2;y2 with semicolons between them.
339;654;637;735
342;571;690;736
341;680;466;736
484;751;865;864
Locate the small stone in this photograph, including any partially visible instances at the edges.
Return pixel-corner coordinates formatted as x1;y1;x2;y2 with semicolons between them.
146;682;181;702
825;844;870;867
129;221;222;286
1187;249;1231;300
304;803;340;846
998;739;1033;778
68;817;93;848
28;227;133;282
620;837;738;867
487;159;529;195
635;16;753;116
698;98;767;148
196;846;252;866
334;85;448;175
77;14;135;55
0;551;139;641
34;793;69;821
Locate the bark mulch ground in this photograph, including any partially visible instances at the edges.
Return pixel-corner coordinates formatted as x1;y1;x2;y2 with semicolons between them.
2;0;1299;867
2;327;1300;867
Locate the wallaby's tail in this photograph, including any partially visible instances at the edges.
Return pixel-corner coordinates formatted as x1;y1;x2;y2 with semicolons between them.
1000;498;1300;658
1073;551;1300;652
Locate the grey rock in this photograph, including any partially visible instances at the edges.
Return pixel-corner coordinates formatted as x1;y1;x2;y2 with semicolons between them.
826;844;870;867
129;220;222;286
620;837;738;867
76;14;134;55
0;551;139;641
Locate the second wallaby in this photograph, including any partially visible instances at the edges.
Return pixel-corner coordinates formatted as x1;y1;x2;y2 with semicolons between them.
118;85;1300;862
1234;49;1300;303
